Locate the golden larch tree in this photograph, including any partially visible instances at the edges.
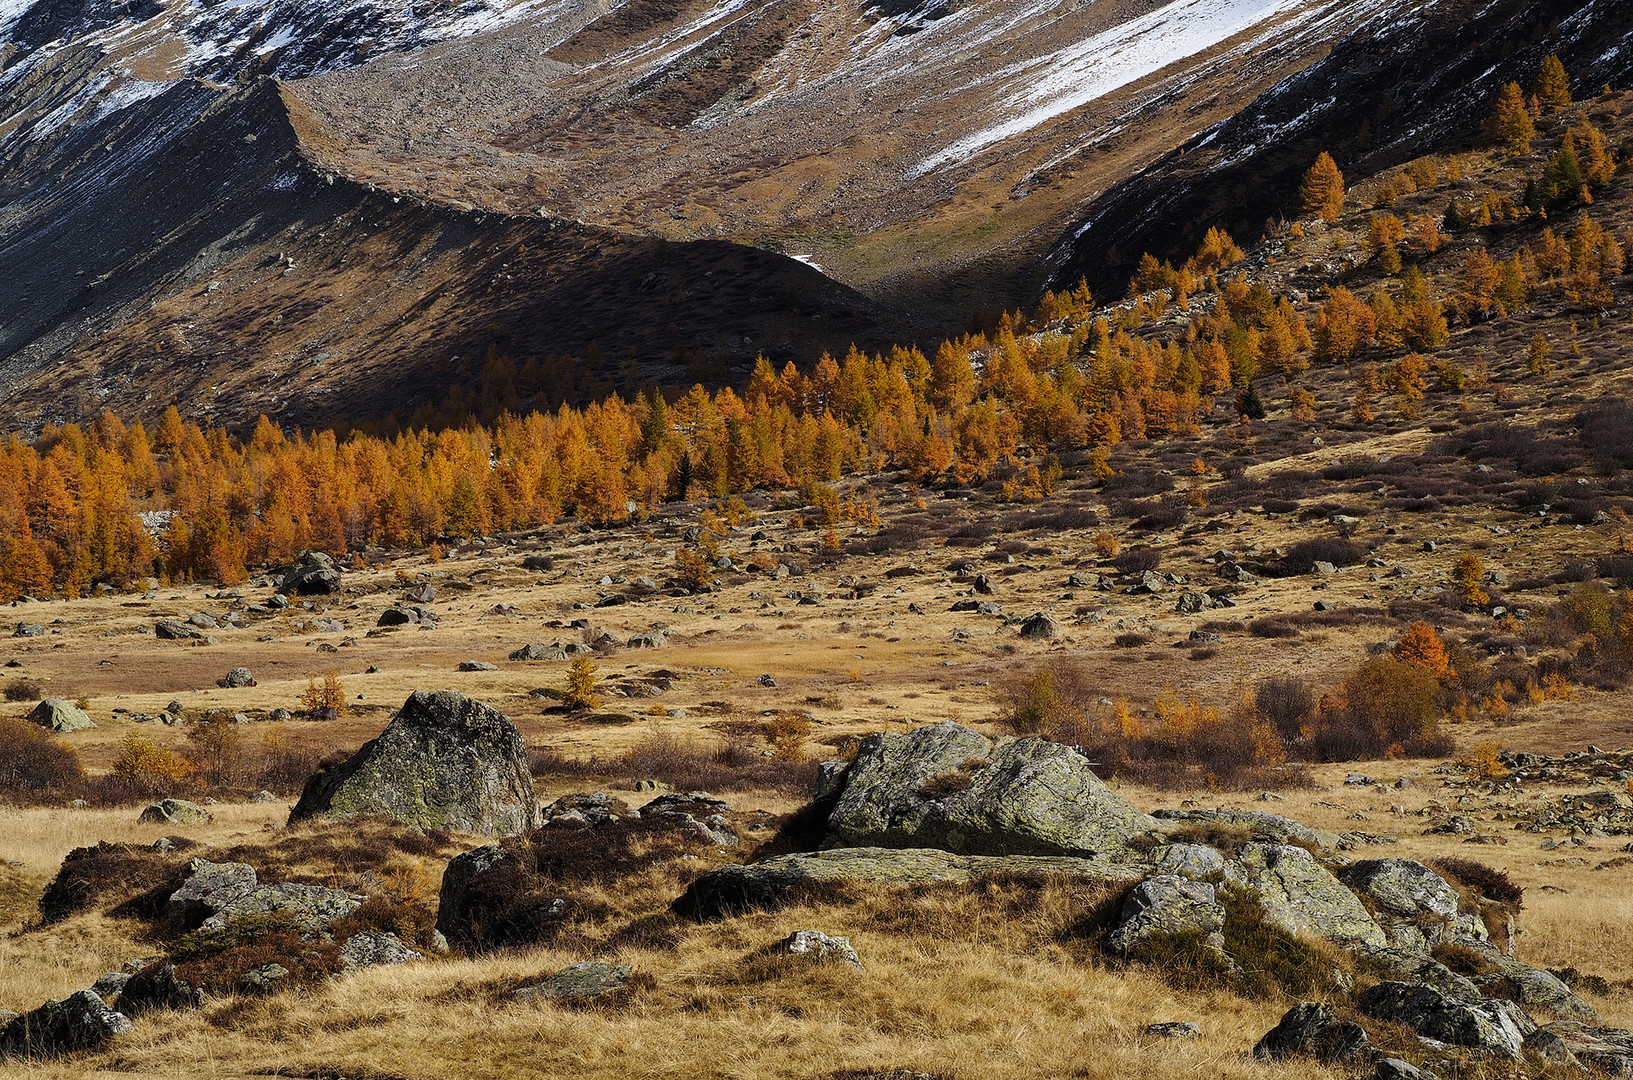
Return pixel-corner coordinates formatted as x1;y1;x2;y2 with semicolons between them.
1300;152;1345;223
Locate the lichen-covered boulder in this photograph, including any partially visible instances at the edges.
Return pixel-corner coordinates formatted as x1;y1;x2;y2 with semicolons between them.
821;721;1157;858
138;799;212;826
339;931;423;971
154;619;205;640
1253;1001;1371;1063
288;690;538;837
27;699;94;733
1340;859;1485;952
1358;982;1535;1057
674;846;1143;921
1454;940;1598;1022
777;930;863;969
513;962;632;1003
1107;875;1227;956
0;990;131;1059
1236;843;1386;950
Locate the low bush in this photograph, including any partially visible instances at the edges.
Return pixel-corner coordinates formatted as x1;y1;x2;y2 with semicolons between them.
1280;537;1368;573
3;677;43;702
37;841;188;924
168;912;344;993
1111;548;1161;574
0;716;84;803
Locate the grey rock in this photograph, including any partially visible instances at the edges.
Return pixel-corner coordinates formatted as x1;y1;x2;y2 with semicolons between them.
154;619;205;640
513;961;632;1004
339;931;423;970
1236;843;1387;950
118;964;206;1015
776;930;863;969
289;690;538;837
1017;613;1060;640
1358;981;1535;1057
1253;1001;1371;1062
1375;1057;1439;1080
1455;940;1596;1021
137;799;212;826
27;699;95;732
187;612;218;629
1107;875;1226;956
456;661;498;672
823;721;1158;858
1340;859;1477;952
90;972;131;998
13;623;45;637
377;607;419;626
627;631;666;649
435;844;509;953
1149;843;1228;881
1175;591;1213;614
279;551;342;596
403;583;437;605
674;847;1144;921
1144;1022;1200;1039
217;667;256;689
0;990;132;1059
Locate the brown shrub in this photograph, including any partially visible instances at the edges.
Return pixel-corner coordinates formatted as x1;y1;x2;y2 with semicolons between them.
0;716;84;803
3;677;43;702
37;841;190;924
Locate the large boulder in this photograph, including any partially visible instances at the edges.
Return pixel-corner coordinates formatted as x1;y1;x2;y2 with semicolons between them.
0;991;132;1059
279;551;342;596
1107;875;1227;957
674;846;1144;921
1253;1001;1371;1063
154;619;205;640
1236;843;1387;950
288;690;538;837
1358;981;1535;1057
821;722;1157;858
27;699;94;733
164;858;362;935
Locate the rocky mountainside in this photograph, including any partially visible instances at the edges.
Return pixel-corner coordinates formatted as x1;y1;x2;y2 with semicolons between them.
2;0;1632;428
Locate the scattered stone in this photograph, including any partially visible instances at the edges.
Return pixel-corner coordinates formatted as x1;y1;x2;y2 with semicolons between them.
513;962;633;1004
12;623;45;638
118;964;206;1015
217;667;255;689
1175;591;1213;613
137;799;212;826
1253;1001;1371;1062
279;551;342;596
289;690;538;836
90;972;131;998
238;963;289;990
1375;1057;1439;1080
776;930;863;969
627;631;666;649
403;583;437;604
27;699;95;733
457;661;498;672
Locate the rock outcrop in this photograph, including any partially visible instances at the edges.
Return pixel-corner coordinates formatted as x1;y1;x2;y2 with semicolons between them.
288;690;538;837
1106;875;1227;957
1253;1001;1372;1063
821;721;1157;858
164;858;362;935
674;847;1143;920
1236;843;1387;950
0;991;132;1059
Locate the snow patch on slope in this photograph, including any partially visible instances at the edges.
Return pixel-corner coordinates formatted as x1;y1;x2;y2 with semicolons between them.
913;0;1312;176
